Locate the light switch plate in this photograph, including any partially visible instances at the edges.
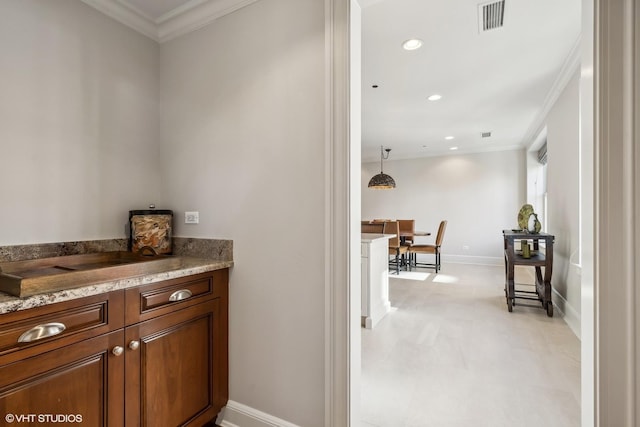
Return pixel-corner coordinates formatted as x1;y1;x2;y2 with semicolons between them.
185;211;199;224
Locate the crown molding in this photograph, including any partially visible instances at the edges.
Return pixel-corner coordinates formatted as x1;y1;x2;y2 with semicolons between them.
361;143;524;163
81;0;158;40
157;0;260;43
81;0;261;43
520;36;582;149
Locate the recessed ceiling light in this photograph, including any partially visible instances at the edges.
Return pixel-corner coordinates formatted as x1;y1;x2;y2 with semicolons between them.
427;94;442;101
445;136;455;140
402;39;423;51
449;146;459;151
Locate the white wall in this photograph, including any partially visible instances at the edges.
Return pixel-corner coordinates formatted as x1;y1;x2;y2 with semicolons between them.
539;69;581;334
362;149;526;264
159;1;326;425
0;0;162;245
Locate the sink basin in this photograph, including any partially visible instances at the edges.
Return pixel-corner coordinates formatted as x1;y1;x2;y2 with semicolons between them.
0;252;184;298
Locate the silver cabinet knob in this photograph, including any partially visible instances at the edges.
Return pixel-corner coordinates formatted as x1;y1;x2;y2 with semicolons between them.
112;346;124;356
128;340;140;350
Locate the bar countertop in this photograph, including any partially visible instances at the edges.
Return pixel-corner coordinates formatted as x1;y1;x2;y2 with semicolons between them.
0;257;233;314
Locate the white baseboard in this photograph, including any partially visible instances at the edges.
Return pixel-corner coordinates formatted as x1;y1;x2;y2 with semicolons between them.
551;288;581;338
511;266;581;339
219;400;300;427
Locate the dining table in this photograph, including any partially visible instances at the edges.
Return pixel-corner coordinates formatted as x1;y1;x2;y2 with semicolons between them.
399;230;430;244
361;219;430;244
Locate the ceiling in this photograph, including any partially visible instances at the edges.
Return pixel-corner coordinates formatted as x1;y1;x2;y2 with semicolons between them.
83;0;582;163
361;0;581;162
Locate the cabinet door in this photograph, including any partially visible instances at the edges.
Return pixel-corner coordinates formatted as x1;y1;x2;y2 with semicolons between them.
124;298;226;427
0;330;125;427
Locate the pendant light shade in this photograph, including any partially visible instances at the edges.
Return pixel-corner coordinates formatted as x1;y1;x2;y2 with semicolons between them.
368;146;396;189
368;172;396;189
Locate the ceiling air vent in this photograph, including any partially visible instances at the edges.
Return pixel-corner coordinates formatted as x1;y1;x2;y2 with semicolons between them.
481;131;492;138
478;0;505;32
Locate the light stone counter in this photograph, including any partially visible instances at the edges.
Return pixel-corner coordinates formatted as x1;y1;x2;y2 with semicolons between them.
361;233;395;243
0;257;233;314
0;237;233;313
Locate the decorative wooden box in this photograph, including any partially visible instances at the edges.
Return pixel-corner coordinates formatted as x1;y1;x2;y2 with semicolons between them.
129;209;173;255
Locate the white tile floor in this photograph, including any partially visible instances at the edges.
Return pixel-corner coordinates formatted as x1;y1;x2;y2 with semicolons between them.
361;263;580;427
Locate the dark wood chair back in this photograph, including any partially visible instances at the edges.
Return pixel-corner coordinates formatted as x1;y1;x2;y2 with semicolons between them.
362;223;384;233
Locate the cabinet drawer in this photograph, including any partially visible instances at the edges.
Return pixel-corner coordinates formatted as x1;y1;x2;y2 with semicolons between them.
125;269;227;324
0;291;124;364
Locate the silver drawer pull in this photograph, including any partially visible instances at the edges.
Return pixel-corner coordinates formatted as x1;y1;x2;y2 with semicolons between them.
18;322;66;343
169;289;192;302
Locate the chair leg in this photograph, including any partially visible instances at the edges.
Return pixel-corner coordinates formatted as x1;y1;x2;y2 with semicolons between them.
389;250;400;274
411;251;440;272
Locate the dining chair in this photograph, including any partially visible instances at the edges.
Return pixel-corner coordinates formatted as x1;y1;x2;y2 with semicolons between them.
362;222;384;233
383;221;408;274
398;219;415;245
410;220;447;273
398;219;415;266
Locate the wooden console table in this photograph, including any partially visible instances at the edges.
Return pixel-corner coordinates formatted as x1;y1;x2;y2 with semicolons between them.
503;230;555;317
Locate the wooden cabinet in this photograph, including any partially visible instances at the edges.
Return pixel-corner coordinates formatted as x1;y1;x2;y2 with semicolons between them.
0;291;126;426
124;269;228;426
0;268;228;426
0;330;125;426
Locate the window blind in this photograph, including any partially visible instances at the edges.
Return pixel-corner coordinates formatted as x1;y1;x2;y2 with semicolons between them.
537;141;548;165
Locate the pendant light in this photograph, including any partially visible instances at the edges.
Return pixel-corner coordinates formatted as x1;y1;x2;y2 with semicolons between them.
368;145;396;189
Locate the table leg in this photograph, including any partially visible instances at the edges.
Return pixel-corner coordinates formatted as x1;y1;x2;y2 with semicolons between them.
505;258;515;312
535;266;553;317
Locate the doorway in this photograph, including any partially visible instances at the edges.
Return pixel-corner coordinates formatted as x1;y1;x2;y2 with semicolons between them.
340;0;596;425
